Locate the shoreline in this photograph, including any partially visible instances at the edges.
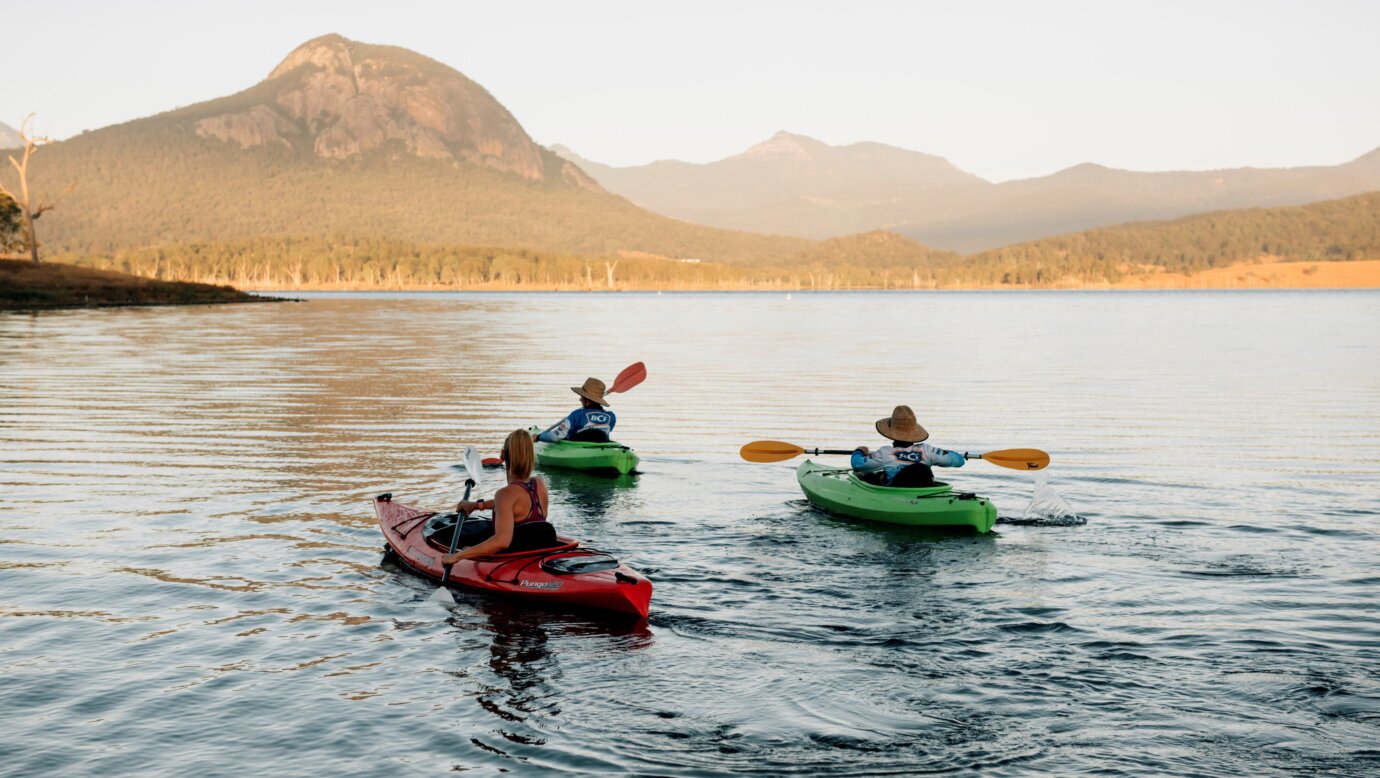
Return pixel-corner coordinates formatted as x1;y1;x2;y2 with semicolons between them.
226;259;1380;293
0;259;290;312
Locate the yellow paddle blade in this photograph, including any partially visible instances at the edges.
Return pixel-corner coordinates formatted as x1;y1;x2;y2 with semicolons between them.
740;440;807;463
981;448;1051;471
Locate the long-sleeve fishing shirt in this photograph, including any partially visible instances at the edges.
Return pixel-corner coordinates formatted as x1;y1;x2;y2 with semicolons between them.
851;443;965;482
536;408;617;442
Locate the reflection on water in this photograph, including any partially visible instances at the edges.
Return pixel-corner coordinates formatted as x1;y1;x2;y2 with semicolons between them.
2;291;1379;776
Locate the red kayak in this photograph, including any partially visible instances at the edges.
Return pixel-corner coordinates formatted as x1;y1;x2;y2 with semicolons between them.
373;493;652;619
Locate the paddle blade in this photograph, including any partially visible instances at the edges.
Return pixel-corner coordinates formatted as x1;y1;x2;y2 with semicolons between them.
428;585;455;604
740;440;807;463
981;448;1051;471
460;446;483;483
609;361;647;394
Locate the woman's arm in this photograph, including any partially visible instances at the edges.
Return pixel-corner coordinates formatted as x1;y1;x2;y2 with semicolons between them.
441;487;516;563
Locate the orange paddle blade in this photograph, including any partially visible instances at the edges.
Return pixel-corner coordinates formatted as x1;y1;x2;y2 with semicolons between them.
740;440;807;463
610;361;647;394
981;448;1051;471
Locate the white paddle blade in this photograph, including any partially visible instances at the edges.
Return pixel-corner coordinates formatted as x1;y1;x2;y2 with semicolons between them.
461;446;483;483
428;585;456;604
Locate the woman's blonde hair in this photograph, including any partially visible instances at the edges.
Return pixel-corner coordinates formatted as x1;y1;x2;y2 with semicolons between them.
503;429;535;481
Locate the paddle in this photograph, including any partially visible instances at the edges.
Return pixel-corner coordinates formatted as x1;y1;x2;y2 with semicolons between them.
519;361;648;454
608;361;647;394
739;440;1051;471
429;446;484;604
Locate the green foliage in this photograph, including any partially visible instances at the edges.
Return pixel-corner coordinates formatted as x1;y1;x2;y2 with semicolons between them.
952;193;1380;285
50;192;1380;290
12;120;813;265
57;234;963;290
0;192;21;255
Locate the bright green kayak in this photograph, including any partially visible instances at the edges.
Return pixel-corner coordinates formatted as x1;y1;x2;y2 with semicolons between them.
529;426;639;475
796;460;997;533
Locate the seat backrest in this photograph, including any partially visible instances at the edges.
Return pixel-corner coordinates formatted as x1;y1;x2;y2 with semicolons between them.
509;521;559;552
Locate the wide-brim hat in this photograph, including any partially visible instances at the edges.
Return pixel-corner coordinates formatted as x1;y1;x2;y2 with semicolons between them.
571;377;610;407
876;405;928;443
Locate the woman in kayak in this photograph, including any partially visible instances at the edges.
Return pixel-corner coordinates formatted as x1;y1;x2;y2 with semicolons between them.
440;429;555;563
852;405;966;488
535;377;616;443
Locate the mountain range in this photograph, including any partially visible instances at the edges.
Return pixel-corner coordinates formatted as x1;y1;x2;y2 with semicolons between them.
557;134;1380;252
7;33;1378;275
0;121;21;149
9;35;809;263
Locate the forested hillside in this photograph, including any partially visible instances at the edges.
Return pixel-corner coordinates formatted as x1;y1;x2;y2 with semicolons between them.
2;35;811;264
955;192;1380;285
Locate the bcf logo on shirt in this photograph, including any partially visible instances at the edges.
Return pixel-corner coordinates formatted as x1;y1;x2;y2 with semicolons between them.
895;450;922;463
585;412;612;426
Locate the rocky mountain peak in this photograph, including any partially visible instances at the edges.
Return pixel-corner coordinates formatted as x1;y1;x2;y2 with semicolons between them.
736;131;825;161
191;34;599;190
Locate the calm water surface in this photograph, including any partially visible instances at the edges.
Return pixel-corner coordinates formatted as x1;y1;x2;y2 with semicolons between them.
2;291;1378;776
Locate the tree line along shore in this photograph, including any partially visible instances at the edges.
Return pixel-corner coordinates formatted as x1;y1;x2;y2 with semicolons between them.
35;191;1380;293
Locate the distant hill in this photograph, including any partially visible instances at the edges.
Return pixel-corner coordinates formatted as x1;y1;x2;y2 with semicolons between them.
955;191;1380;285
4;35;811;263
559;136;1380;252
555;133;989;240
0;121;20;149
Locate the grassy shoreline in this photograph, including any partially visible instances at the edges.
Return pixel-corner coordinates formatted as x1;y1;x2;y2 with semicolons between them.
0;259;287;311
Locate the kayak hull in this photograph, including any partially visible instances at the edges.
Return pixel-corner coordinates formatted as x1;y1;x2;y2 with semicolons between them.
796;460;997;533
373;495;652;618
529;426;639;475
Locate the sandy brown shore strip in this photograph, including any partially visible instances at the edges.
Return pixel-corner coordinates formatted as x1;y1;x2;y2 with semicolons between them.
1;259;288;311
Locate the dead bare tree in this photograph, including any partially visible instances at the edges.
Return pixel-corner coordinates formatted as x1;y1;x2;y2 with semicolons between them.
0;115;77;263
604;260;619;290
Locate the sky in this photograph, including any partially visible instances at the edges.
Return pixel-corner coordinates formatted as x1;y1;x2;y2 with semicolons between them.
2;0;1378;182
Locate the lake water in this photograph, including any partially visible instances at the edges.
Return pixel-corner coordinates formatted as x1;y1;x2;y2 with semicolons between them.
2;291;1378;776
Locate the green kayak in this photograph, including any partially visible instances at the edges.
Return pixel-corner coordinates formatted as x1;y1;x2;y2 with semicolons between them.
529;426;639;475
796;460;997;533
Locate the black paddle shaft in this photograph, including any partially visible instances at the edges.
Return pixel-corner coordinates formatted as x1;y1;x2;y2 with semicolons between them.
440;479;475;587
813;449;857;456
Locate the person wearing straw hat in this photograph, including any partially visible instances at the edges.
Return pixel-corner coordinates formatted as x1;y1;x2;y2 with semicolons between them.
851;405;966;488
535;377;617;443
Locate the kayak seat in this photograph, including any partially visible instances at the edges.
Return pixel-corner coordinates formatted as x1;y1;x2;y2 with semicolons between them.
423;514;560;553
508;522;560;552
424;514;494;549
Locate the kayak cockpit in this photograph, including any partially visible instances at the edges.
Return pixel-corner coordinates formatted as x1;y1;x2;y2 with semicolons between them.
420;512;572;556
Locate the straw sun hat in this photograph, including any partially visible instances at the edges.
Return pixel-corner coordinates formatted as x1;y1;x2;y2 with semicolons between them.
875;405;929;443
571;377;610;407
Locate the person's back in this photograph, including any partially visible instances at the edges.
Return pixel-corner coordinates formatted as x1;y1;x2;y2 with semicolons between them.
852;405;965;487
441;430;557;564
537;377;617;443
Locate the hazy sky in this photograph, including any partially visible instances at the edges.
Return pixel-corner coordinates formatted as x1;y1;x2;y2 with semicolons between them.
3;0;1378;181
